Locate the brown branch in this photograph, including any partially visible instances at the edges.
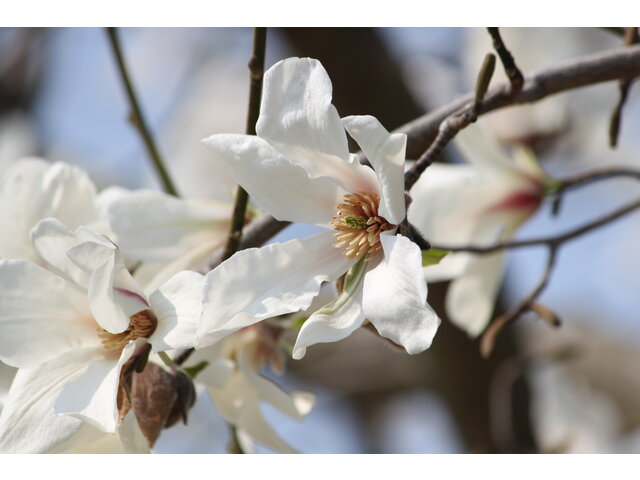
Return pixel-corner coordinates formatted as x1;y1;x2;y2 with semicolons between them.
221;28;267;262
487;27;524;95
608;27;639;148
480;247;559;358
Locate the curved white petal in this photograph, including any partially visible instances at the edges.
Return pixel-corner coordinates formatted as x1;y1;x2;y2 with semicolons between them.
108;190;232;262
446;252;505;337
0;159;97;262
362;234;440;354
148;270;204;351
343;115;407;224
55;340;143;433
203;134;345;226
0;348;101;453
198;231;352;347
256;58;378;196
0;260;99;368
292;258;367;360
238;341;315;420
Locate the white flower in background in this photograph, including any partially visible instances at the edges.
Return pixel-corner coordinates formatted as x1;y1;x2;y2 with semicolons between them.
409;125;551;336
200;57;440;359
187;326;314;453
0;219;203;453
107;189;234;292
0;158;113;264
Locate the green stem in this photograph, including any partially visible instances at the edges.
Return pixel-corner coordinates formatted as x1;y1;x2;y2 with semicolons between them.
158;351;174;367
221;27;267;262
106;27;179;196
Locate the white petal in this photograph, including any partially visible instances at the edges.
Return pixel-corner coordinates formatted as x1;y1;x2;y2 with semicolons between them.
0;260;99;368
207;373;298;454
0;348;100;453
257;57;349;169
198;230;351;347
108;190;232;262
446;252;506;337
148;270;204;351
117;412;152;453
257;58;378;196
238;341;315;420
203;134;345;226
362;234;440;354
55;340;143;433
292;258;368;360
0;159;97;262
343;115;407;224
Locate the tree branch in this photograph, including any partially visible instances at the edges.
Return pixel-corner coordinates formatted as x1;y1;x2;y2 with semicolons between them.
487;27;524;95
221;27;267;262
608;27;639;148
106;27;179;196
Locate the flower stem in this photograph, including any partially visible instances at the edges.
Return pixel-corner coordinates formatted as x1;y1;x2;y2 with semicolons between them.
158;351;174;367
221;27;267;262
106;27;179;196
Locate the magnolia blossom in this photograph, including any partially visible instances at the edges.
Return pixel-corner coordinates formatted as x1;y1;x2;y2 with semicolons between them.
188;326;314;453
0;158;112;264
199;57;440;359
409;125;551;336
0;219;203;453
107;190;234;292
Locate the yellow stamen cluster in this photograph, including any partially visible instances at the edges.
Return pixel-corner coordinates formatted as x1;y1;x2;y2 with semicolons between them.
99;309;158;351
330;190;394;260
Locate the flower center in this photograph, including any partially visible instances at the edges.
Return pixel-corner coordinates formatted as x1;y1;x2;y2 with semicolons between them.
330;190;394;260
98;309;158;351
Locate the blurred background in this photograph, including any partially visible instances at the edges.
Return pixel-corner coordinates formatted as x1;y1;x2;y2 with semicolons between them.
1;27;640;453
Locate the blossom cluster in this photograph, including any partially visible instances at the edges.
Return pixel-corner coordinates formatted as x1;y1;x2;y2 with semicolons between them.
0;57;549;453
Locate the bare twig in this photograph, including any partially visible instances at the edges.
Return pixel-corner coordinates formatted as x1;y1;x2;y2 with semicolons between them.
221;27;267;262
487;27;524;95
608;27;639;148
404;51;496;190
106;28;178;196
480;247;559;358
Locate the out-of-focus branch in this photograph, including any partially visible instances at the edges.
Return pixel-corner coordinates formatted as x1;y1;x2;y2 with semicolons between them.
608;27;639;148
106;28;178;196
399;44;640;160
221;27;267;262
487;27;524;95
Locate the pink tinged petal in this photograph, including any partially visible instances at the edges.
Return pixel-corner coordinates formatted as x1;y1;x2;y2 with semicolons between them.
0;348;102;453
292;258;368;360
55;340;144;433
148;270;204;352
362;234;440;355
343;115;407;225
446;253;506;337
203;134;345;226
198;231;352;347
0;260;99;369
238;341;315;420
108;190;232;263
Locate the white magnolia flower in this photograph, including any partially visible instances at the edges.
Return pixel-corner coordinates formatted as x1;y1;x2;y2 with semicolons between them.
409;125;551;336
0;219;203;453
200;57;440;359
107;189;234;292
188;326;314;453
0;158;110;264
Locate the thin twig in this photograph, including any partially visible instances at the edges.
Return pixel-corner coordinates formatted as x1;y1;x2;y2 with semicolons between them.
433;197;640;254
608;27;639;148
480;247;559;358
221;27;267;262
487;27;524;95
106;28;178;196
404;51;496;190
